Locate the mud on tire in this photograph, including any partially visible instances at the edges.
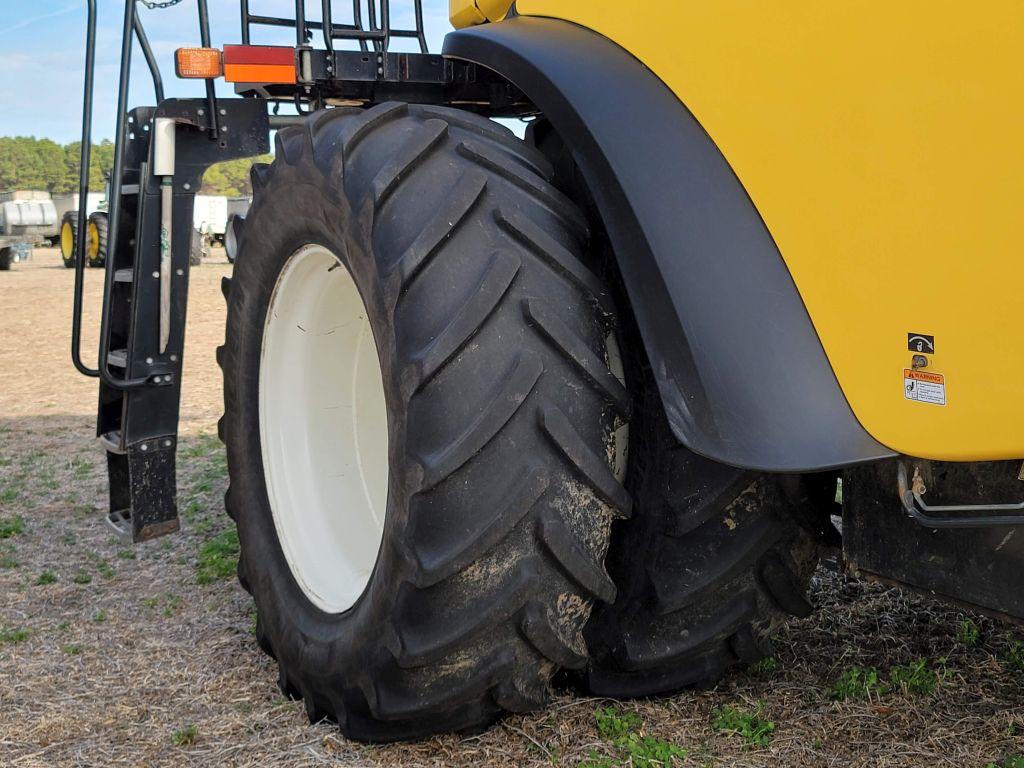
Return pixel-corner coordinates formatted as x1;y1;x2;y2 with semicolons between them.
580;345;824;697
218;103;630;741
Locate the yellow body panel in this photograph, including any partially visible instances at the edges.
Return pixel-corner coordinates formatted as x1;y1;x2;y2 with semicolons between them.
449;0;513;28
513;0;1024;460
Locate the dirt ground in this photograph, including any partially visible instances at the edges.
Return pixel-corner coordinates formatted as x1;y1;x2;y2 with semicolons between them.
0;247;1022;767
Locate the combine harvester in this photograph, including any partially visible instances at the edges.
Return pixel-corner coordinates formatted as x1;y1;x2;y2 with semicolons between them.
69;0;1024;741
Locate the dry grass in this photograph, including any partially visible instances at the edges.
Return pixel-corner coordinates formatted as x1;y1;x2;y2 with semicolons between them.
1;248;1023;766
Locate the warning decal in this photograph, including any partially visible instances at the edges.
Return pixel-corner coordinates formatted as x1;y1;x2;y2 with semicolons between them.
904;369;946;406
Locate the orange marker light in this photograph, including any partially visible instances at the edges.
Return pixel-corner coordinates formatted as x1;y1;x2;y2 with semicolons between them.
223;45;296;84
175;48;223;79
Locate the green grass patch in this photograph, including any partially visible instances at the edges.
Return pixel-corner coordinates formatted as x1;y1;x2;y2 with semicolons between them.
831;665;884;701
583;707;687;768
750;656;778;676
72;572;93;585
70;457;92;478
0;515;25;538
0;626;29;645
181;498;204;523
957;618;982;648
162;594;183;617
987;757;1024;768
711;701;775;748
833;660;941;700
35;570;57;586
95;561;115;580
61;643;83;655
117;549;136;560
0;543;18;569
171;724;199;747
92;609;106;623
889;659;938;696
197;528;239;585
1005;640;1024;672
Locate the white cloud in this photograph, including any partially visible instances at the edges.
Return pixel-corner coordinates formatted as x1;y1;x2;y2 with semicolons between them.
0;3;80;38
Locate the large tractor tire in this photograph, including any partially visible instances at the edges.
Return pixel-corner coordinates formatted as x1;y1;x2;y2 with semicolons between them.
59;211;79;268
579;355;825;697
86;211;108;268
218;103;630;742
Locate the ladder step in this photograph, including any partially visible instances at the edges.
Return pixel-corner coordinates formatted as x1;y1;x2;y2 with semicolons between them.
98;430;125;455
106;508;132;541
114;268;133;283
121;184;140;195
108;349;128;368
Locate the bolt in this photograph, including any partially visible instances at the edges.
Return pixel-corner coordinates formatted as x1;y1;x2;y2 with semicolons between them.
183;182;191;190
152;271;159;279
163;439;172;448
145;357;153;365
176;269;183;276
219;108;226;116
912;354;929;370
170;354;178;362
197;108;205;116
140;443;148;451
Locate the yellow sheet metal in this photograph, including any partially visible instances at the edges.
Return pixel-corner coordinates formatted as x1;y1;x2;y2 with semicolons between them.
449;0;513;28
514;0;1024;460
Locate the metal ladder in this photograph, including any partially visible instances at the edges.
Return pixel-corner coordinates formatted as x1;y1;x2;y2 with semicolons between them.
72;1;268;542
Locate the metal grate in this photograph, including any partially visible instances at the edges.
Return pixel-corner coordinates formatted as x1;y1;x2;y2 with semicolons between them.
240;0;428;54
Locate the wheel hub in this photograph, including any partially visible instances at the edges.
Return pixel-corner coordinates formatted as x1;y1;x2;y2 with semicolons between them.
259;244;389;614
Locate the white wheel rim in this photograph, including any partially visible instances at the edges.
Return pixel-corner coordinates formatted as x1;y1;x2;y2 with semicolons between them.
259;244;389;614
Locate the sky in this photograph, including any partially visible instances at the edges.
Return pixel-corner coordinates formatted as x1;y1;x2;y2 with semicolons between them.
0;1;454;143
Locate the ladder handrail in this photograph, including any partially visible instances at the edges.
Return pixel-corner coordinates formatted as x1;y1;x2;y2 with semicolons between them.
72;0;154;389
70;0;99;379
97;0;151;390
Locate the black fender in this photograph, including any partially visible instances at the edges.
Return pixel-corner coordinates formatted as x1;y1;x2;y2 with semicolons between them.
443;15;893;472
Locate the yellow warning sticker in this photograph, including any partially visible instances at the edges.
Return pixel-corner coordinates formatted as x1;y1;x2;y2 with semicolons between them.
904;369;946;406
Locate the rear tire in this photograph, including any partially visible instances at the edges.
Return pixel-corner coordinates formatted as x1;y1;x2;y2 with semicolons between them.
87;211;107;268
59;211;78;268
219;103;630;741
579;326;823;697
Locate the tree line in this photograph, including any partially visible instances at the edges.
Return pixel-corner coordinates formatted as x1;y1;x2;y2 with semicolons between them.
0;136;270;198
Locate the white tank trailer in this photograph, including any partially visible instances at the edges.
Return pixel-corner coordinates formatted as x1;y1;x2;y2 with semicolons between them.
0;191;58;268
193;195;229;243
0;191;58;239
51;192;105;225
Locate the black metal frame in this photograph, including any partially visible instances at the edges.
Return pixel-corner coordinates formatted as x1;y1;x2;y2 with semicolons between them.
71;1;531;542
241;0;428;54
